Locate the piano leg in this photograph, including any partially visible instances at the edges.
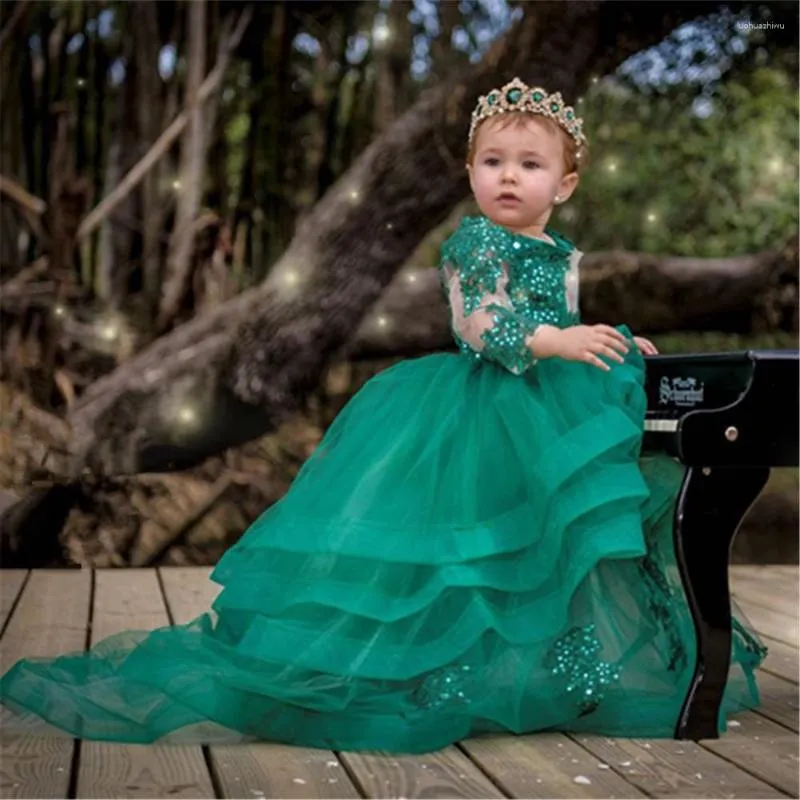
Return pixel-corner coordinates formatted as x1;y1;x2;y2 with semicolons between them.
672;465;770;740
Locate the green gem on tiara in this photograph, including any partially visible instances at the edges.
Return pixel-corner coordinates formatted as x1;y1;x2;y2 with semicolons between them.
506;88;522;103
566;110;574;120
532;90;544;102
550;101;560;112
487;93;497;106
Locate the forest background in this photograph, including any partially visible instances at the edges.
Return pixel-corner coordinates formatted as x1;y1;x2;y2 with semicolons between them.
0;0;797;568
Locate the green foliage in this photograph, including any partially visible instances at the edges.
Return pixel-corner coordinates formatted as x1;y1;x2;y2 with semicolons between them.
557;66;798;257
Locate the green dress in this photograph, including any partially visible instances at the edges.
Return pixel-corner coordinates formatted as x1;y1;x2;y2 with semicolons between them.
0;215;765;751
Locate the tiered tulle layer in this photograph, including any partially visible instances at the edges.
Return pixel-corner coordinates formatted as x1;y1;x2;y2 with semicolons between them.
0;329;765;750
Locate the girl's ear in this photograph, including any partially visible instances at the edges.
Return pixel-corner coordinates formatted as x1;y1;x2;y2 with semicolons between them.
557;171;579;203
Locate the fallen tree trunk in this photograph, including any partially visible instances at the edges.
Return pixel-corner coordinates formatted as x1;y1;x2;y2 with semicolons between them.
344;233;800;359
578;234;799;335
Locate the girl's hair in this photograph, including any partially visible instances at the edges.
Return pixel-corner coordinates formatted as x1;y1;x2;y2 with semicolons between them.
467;113;589;174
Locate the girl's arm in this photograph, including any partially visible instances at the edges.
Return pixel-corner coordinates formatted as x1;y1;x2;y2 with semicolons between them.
440;255;544;376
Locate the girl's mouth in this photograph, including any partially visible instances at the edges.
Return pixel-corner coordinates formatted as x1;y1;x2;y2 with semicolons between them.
497;194;522;205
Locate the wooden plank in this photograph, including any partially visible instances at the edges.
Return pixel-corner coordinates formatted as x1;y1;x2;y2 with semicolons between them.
731;565;798;583
0;571;27;629
730;566;799;624
758;634;798;684
462;732;645;798
736;602;798;648
156;566;217;624
730;567;798;683
211;744;360;799
76;569;215;799
341;746;505;799
702;711;799;797
159;568;360;799
731;565;798;593
732;584;798;622
754;670;799;732
0;569;91;799
571;733;786;798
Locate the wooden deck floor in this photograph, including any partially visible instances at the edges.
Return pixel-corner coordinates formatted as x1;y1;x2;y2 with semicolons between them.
0;565;797;799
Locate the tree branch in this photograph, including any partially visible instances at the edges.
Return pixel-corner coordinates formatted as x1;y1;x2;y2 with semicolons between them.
0;173;46;215
75;6;252;243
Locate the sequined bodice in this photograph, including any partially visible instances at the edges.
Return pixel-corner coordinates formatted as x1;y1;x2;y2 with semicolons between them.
501;243;581;330
439;215;582;375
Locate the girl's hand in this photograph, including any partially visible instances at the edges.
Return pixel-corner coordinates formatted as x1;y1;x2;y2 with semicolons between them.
633;336;658;356
532;324;629;371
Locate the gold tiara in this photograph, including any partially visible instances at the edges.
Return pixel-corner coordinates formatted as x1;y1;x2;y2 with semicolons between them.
468;77;587;155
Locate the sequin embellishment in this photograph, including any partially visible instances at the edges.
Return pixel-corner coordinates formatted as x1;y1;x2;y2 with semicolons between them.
413;664;474;710
439;216;580;376
546;624;620;715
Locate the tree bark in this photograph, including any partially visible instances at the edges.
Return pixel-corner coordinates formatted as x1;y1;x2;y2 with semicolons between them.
99;9;140;308
0;0;31;53
372;1;411;133
579;236;800;335
53;1;728;480
75;3;90;174
136;1;165;311
20;20;37;249
157;0;207;331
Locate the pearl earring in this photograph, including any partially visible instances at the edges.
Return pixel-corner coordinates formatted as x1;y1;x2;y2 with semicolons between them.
554;195;562;203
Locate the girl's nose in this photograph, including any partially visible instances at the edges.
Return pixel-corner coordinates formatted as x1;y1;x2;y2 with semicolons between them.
501;166;517;183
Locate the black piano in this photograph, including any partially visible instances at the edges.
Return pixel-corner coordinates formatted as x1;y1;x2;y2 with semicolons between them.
642;349;799;740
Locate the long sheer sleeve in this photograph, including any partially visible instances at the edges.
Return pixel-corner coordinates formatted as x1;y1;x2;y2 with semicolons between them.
440;253;542;376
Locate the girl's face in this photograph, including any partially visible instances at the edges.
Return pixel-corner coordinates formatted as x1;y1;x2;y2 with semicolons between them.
468;116;578;236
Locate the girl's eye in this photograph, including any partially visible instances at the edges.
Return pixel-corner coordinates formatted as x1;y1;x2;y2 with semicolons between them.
523;161;540;170
484;157;500;166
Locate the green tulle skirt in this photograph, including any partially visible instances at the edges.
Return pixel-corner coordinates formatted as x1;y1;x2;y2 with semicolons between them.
0;328;766;751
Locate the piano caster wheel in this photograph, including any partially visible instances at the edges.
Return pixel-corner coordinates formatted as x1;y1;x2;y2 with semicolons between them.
725;426;739;442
